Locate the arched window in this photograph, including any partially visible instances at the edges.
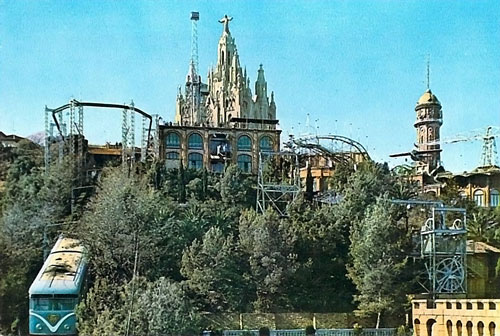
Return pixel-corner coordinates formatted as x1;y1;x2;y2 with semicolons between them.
474;190;485;207
447;320;453;336
260;136;273;152
446;302;452;309
428;127;434;142
166;132;180;148
237;154;252;173
488;322;495;336
188;133;203;150
489;302;496;310
188;153;203;169
467;302;473;310
457;303;462;309
478;302;484;310
491;189;500;207
479;322;485;336
467;322;473;336
238;135;252;151
415;319;421;336
457;321;463;336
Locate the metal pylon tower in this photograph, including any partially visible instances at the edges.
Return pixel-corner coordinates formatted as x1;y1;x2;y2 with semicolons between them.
190;11;199;78
129;100;135;164
44;106;51;170
480;126;497;167
122;106;129;168
256;150;301;217
141;115;147;162
420;206;467;295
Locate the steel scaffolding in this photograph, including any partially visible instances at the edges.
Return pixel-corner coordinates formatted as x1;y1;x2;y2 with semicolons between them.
256;150;301;217
420;206;467;295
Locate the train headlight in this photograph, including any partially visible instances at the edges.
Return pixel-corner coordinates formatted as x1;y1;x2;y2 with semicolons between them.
64;324;71;330
36;323;43;330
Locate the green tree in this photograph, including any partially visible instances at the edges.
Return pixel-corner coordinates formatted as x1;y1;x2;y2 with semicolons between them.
77;169;184;282
239;209;297;312
348;197;411;328
181;226;250;312
77;277;200;336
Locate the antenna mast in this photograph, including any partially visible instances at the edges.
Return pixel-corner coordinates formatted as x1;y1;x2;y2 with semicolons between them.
426;54;430;90
190;11;199;77
189;11;200;125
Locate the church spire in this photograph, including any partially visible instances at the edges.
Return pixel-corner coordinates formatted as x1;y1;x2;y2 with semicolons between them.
255;64;267;98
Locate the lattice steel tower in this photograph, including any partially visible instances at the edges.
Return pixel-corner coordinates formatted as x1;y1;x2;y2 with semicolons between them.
480;126;497;167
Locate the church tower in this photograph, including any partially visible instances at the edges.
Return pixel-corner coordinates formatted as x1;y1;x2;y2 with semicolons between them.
414;89;442;174
176;14;276;129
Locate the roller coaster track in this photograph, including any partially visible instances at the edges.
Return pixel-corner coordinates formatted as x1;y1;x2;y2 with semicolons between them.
49;100;153;151
292;134;371;163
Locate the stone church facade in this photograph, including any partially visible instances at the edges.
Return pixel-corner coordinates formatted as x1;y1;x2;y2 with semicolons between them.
161;15;280;174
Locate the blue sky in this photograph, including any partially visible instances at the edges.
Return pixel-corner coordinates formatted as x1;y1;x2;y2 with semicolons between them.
1;0;499;172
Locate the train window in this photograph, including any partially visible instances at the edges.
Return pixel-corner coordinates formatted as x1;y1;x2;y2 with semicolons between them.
31;298;77;311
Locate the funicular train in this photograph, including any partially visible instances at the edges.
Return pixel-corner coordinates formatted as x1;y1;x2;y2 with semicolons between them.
28;236;87;335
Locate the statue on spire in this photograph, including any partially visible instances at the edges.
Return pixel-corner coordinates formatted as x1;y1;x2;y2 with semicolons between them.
219;15;233;33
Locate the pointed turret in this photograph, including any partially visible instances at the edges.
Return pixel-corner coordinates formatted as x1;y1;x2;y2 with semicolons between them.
255;64;267;98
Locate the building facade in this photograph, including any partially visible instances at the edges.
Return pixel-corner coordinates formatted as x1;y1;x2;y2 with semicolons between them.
412;298;500;336
161;15;281;173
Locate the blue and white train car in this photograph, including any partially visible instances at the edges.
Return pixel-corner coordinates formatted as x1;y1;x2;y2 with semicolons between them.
28;236;87;335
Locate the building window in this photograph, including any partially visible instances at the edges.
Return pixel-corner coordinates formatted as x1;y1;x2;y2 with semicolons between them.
474;190;485;207
489;302;496;310
446;302;452;309
457;303;462;309
478;302;484;310
188;153;203;169
238;135;252;151
188;133;203;149
414;302;420;309
490;189;500;207
166;132;180;148
166;152;179;160
165;151;180;169
237;154;252;173
467;302;473;310
489;322;495;336
260;136;273;152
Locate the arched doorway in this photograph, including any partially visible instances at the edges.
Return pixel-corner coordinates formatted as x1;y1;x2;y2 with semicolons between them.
414;319;421;336
427;319;437;336
457;321;463;336
447;320;453;336
478;321;485;336
467;322;473;336
489;322;495;336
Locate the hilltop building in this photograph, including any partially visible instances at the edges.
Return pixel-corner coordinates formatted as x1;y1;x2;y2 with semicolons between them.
160;15;280;173
393;87;500;207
